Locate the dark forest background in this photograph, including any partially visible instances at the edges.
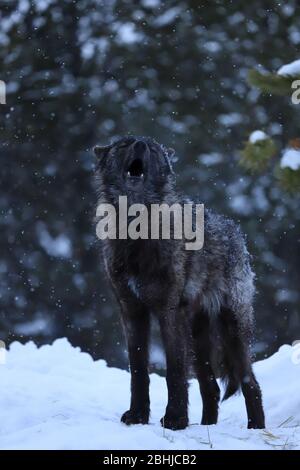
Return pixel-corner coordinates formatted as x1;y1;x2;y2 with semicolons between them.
0;0;299;369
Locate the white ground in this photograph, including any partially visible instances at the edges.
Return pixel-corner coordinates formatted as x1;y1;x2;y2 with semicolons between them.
0;339;300;450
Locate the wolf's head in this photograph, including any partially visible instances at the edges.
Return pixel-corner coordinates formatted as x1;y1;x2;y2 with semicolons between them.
94;136;176;205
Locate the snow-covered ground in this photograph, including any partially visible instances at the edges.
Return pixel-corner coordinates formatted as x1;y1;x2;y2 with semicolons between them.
0;339;299;450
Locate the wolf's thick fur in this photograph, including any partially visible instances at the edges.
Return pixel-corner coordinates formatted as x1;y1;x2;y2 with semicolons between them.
94;136;265;430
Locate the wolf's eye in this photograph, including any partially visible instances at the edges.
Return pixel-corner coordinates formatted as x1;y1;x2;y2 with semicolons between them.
115;143;131;157
117;143;128;150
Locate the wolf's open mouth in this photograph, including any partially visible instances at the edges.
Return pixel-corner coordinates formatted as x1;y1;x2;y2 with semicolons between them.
126;158;144;178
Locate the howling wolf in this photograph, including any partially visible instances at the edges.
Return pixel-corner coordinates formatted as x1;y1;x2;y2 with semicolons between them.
94;136;265;430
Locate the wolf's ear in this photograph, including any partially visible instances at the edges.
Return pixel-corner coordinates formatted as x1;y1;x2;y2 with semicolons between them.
167;147;175;158
167;147;177;163
93;144;111;160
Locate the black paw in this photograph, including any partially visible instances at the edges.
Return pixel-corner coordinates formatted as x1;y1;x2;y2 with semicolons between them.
247;419;265;429
121;409;149;425
201;416;218;425
247;410;265;429
160;414;188;430
201;410;218;425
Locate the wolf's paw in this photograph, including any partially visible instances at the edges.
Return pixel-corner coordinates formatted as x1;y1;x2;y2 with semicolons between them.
121;409;149;425
247;419;265;429
160;414;188;430
201;409;218;425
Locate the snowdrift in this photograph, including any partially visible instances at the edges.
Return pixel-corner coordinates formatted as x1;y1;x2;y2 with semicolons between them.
0;339;299;450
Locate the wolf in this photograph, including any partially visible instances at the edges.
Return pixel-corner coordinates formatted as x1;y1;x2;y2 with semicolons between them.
94;136;265;430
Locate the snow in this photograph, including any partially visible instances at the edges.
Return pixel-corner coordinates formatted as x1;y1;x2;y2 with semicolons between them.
218;112;242;126
153;7;181;27
116;23;142;45
280;148;300;171
229;195;253;216
0;341;5;365
37;224;72;258
249;130;268;143
14;317;50;336
277;59;300;77
142;0;160;7
35;0;54;12
0;339;299;450
203;41;222;53
199;152;223;166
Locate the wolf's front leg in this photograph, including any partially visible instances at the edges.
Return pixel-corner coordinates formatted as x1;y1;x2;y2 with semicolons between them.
159;308;189;430
121;303;150;425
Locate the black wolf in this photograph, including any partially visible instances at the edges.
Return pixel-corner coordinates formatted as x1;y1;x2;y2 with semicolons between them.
94;136;265;430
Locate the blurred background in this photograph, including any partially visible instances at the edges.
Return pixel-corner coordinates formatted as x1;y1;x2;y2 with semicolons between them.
0;0;299;370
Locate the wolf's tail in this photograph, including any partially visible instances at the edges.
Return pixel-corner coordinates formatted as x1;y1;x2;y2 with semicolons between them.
219;332;241;401
221;373;240;401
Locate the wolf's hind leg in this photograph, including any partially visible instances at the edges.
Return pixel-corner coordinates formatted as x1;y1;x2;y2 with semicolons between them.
220;306;265;429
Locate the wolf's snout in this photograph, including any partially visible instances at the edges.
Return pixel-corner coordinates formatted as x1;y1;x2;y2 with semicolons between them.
133;140;148;156
127;158;144;178
126;140;148;180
